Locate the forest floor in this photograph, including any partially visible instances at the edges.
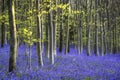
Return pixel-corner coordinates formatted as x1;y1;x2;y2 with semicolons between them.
0;45;120;80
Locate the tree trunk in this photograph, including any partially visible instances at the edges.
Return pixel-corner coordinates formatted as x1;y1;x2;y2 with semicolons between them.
36;0;43;66
80;25;83;54
103;19;107;55
8;0;17;72
49;0;54;64
100;10;104;56
94;0;99;56
1;0;6;47
45;18;50;58
78;0;83;54
86;0;92;56
53;0;57;56
59;18;63;52
65;0;71;54
65;19;69;54
87;26;91;56
59;0;64;53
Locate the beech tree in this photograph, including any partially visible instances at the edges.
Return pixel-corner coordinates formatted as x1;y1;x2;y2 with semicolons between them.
8;0;17;72
49;0;54;64
36;0;43;66
94;0;99;56
1;0;6;47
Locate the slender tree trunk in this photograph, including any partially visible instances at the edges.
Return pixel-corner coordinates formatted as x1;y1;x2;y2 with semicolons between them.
28;45;31;69
113;16;117;54
46;18;50;58
100;24;104;56
1;0;6;47
59;0;64;53
15;0;20;47
94;0;99;56
65;17;69;54
28;0;32;70
36;0;43;66
53;21;56;56
49;0;54;64
103;19;107;55
78;21;80;54
78;0;83;54
107;4;113;54
41;17;43;53
65;0;71;54
45;2;50;58
99;0;104;55
100;9;104;56
110;26;113;54
8;0;18;72
116;17;119;53
80;25;83;54
113;24;115;53
53;0;57;56
102;0;107;55
87;0;92;56
107;8;112;54
59;17;63;52
87;25;91;56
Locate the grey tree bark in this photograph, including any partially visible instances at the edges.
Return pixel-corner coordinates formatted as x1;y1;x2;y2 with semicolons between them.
53;0;57;56
8;0;18;72
49;0;54;64
1;0;6;47
94;0;99;56
86;0;92;56
65;0;71;54
36;0;43;66
99;1;104;56
59;0;63;53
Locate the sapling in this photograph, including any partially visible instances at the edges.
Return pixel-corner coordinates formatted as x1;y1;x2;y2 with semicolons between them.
22;28;33;70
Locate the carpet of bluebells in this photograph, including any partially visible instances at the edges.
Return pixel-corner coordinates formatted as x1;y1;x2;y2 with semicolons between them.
0;44;120;80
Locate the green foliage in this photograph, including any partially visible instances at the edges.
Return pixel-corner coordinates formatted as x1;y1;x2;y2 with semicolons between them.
57;3;69;10
16;72;22;78
71;10;80;15
84;77;93;80
0;11;9;25
18;28;35;46
22;28;32;45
